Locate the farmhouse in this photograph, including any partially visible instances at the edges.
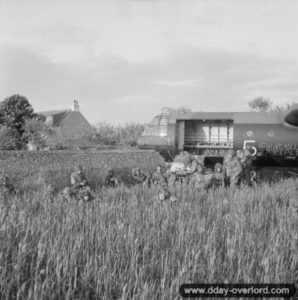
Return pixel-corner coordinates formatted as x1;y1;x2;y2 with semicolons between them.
35;100;94;149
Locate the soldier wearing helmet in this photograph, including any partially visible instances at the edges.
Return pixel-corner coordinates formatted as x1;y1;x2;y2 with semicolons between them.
151;165;167;187
77;185;95;202
223;149;243;187
70;165;88;189
61;187;73;202
237;149;254;186
104;168;120;187
212;163;224;188
132;168;150;187
69;165;95;201
189;161;207;191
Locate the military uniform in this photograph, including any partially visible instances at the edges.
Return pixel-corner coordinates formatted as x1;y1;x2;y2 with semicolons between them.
77;186;95;202
61;187;73;202
237;150;254;185
212;163;224;188
71;171;88;188
223;150;243;187
151;169;167;187
132;168;150;187
169;157;202;191
104;169;119;187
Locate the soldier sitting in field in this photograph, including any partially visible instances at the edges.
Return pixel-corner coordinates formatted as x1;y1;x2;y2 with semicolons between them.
70;165;88;189
132;168;151;187
168;153;199;191
151;165;167;187
61;187;73;202
69;165;95;201
76;185;95;202
104;168;120;187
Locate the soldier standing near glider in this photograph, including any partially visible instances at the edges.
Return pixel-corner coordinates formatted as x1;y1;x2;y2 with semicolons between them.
211;163;224;188
223;150;243;187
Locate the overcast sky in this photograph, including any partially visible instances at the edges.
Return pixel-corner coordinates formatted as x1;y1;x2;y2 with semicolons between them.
1;0;298;124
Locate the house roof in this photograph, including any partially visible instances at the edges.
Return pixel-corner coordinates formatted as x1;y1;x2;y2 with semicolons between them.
37;110;72;127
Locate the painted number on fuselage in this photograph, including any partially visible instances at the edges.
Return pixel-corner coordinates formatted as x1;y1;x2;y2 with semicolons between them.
243;140;257;156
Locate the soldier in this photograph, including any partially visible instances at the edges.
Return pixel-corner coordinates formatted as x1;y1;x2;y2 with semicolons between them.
151;165;167;187
61;187;73;202
44;184;56;200
77;185;95;202
104;168;119;187
237;149;254;186
168;154;201;191
211;163;224;188
70;165;88;189
132;168;150;187
223;149;243;188
250;169;258;187
151;165;171;203
189;162;207;191
69;165;95;201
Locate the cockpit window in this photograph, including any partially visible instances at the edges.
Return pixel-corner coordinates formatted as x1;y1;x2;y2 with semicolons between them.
142;110;170;136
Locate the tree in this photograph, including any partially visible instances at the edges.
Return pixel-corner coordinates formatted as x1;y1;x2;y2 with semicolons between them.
271;102;294;112
0;126;23;150
248;97;273;112
23;119;49;149
0;94;35;135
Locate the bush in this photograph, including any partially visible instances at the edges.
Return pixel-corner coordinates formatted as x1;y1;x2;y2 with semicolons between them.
0;126;23;150
93;121;145;147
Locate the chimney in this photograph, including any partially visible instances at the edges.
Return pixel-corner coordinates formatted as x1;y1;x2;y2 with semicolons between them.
72;100;80;111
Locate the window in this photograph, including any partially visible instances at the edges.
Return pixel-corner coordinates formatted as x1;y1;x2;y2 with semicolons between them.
142;110;170;137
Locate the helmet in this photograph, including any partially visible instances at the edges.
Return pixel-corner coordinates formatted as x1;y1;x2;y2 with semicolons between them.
107;168;114;175
159;192;165;201
214;163;222;172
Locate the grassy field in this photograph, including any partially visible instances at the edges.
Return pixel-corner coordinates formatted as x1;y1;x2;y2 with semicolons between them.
1;177;298;299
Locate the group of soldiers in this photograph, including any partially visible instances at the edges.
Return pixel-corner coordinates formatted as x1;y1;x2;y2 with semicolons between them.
103;148;258;202
0;148;258;203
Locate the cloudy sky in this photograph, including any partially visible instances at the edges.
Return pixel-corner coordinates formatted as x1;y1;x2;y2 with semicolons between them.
1;0;298;124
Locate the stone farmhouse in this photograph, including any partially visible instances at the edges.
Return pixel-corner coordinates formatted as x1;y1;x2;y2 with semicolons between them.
31;100;94;149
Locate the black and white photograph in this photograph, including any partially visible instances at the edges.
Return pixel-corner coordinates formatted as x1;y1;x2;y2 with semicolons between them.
1;0;298;299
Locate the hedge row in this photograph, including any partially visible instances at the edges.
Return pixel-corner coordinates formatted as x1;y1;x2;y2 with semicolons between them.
0;150;164;190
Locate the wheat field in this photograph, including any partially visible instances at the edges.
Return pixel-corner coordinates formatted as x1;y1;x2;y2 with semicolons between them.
1;175;298;300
